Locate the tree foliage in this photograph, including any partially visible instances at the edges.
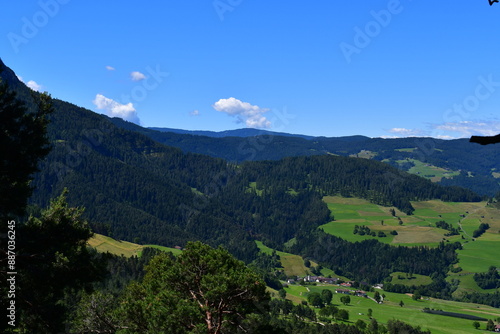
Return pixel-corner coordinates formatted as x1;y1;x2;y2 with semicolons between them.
307;292;323;308
118;241;269;334
16;190;104;333
340;295;351;306
474;266;500;289
292;230;461;284
472;222;490;238
321;289;333;305
0;68;52;220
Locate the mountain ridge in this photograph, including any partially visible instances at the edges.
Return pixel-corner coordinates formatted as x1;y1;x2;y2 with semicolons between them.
148;126;318;140
110;118;499;197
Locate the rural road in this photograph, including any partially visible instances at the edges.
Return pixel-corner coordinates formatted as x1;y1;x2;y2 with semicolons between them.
458;220;472;239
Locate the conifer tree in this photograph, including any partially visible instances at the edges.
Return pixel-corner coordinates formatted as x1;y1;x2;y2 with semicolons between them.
0;74;52;220
119;241;269;334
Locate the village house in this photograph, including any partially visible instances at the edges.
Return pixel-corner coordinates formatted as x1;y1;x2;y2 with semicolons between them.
304;275;319;283
304;276;339;284
317;277;338;284
336;289;351;294
495;324;500;332
355;290;367;297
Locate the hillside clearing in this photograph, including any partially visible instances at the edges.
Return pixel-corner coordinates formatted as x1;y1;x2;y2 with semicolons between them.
88;234;142;257
320;196;500;294
88;233;182;257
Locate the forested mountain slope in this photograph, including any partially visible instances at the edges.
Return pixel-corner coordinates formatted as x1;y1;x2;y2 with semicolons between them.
26;99;272;261
0;60;483;265
110;117;499;197
29;98;480;262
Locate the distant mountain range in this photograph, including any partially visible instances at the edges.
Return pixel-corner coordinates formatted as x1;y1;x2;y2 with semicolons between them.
148;127;318;140
147;127;371;143
111;118;499;197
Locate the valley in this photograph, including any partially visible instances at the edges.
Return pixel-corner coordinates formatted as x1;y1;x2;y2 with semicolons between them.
2;58;499;333
85;195;500;334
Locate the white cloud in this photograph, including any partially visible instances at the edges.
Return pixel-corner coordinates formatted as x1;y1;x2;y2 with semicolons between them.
26;80;43;92
106;65;116;71
434;135;456;140
385;120;500;139
16;76;43;92
212;97;271;128
130;71;146;81
386;128;422;137
190;109;200;116
92;94;140;124
433;120;500;138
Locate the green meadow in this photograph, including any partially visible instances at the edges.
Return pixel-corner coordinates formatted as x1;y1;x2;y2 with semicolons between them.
284;284;500;334
256;240;311;277
88;233;143;257
404;159;460;182
88;233;182;257
390;272;433;286
319;196;468;247
319;196;500;294
140;244;183;256
256;240;347;280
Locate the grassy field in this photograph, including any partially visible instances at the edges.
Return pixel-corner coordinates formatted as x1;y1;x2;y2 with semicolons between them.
284;284;500;334
140;244;182;256
256;240;312;277
88;233;182;257
390;272;433;286
395;148;416;152
404;159;460;182
320;196;500;294
255;240;348;280
320;196;467;247
88;233;143;257
350;150;377;159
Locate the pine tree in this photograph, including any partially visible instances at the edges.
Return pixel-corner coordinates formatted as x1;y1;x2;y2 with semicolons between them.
0;76;52;220
0;68;54;333
119;241;269;333
17;191;104;333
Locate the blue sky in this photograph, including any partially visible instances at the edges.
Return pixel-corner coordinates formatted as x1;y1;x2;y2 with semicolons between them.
1;1;499;138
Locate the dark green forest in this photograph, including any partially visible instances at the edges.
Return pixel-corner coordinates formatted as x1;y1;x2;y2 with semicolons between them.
109;116;499;197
